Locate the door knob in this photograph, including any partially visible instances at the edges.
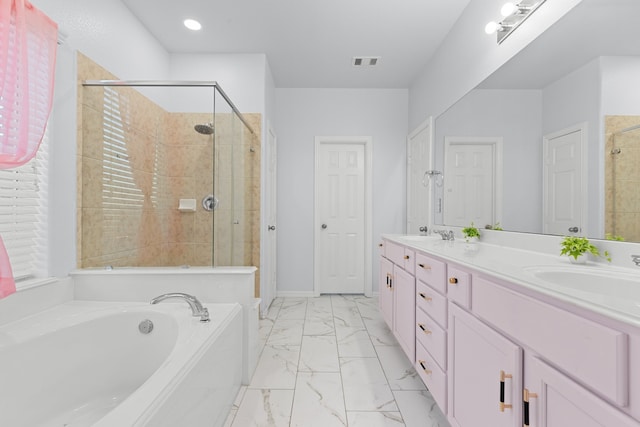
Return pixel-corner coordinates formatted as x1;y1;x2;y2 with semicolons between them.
321;224;328;229
268;225;276;231
568;226;579;233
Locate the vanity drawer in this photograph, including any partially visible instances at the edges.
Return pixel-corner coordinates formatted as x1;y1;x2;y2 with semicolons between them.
403;248;415;275
416;306;447;370
415;252;446;293
473;276;629;406
385;241;405;266
447;264;471;309
416;280;447;328
416;341;447;413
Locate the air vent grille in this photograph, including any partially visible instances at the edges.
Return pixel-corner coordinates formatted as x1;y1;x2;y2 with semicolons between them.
352;56;381;67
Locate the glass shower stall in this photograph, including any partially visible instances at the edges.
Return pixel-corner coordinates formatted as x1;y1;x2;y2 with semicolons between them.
78;80;259;268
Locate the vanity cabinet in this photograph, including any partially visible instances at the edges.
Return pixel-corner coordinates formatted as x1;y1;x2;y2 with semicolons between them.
379;255;394;329
379;240;416;361
378;236;640;426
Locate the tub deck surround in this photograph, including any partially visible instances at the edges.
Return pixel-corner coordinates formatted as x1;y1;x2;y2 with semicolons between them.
384;234;640;326
0;300;243;427
70;266;260;384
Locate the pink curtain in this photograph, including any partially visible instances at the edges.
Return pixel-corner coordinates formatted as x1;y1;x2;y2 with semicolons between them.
0;0;58;298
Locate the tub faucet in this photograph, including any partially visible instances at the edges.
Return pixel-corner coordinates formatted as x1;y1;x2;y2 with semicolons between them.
150;293;210;322
632;255;640;267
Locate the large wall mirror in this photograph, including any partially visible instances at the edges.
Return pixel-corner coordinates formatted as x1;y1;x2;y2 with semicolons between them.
432;0;640;242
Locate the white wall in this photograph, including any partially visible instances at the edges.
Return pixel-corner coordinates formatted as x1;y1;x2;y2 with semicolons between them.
435;89;543;233
542;57;601;237
275;88;408;294
601;56;640;115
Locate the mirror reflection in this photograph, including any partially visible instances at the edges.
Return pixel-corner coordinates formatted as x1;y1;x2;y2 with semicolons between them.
433;0;640;242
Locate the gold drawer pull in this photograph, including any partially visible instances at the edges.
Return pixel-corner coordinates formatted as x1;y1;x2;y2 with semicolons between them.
523;388;539;426
418;324;432;335
418;360;432;375
449;277;458;284
404;255;410;260
418;263;431;270
499;370;513;412
419;292;432;302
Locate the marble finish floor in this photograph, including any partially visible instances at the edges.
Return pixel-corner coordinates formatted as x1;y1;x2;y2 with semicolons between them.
225;295;450;427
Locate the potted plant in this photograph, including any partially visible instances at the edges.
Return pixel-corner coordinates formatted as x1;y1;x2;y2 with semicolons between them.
462;222;480;243
560;236;611;263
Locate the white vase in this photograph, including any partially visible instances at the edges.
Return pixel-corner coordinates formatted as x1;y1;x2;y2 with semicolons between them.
464;236;479;244
569;254;587;264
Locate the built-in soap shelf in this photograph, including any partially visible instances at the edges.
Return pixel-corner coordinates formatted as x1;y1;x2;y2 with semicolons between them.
178;199;196;212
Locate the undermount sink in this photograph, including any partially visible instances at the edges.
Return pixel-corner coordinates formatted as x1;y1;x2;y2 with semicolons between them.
524;265;640;300
399;235;442;242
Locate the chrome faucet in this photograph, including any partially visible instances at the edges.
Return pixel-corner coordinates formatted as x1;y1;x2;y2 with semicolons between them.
150;293;210;322
433;229;455;241
419;226;428;235
632;255;640;267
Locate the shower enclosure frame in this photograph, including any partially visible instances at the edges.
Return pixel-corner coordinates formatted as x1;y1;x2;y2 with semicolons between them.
79;79;258;269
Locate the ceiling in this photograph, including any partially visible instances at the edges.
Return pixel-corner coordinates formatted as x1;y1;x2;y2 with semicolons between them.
120;0;471;88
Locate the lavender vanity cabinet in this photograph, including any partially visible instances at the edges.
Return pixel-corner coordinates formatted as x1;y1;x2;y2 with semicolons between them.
379;255;394;330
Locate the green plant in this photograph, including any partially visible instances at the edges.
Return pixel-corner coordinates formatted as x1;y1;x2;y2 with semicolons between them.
462;222;480;240
560;236;611;262
485;222;503;231
605;233;625;242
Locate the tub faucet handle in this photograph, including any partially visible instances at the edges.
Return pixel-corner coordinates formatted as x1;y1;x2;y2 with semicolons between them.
150;292;210;322
632;255;640;267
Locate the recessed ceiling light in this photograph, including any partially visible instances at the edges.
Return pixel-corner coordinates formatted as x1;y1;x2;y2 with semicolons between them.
183;19;202;31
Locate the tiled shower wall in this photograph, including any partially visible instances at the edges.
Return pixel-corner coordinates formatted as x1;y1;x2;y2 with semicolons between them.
77;53;261;280
605;115;640;242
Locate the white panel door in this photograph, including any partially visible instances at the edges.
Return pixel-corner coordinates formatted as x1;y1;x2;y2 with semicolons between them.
543;125;585;236
407;118;433;234
316;142;365;294
261;124;277;314
443;140;497;228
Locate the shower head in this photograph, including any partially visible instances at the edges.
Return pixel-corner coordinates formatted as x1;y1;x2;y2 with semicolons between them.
194;123;214;135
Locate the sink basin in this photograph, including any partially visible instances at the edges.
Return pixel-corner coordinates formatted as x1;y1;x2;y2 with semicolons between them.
399;235;442;242
524;265;640;300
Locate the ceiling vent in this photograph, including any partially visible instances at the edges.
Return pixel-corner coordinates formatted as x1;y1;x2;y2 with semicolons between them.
352;56;381;67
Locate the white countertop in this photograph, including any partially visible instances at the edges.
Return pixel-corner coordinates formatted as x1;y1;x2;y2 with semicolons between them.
383;234;640;328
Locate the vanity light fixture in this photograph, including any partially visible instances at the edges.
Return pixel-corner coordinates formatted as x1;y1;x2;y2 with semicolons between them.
183;18;202;31
485;0;547;44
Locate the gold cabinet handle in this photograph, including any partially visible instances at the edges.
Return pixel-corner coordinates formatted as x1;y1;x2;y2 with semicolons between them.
418;360;432;375
418;324;432;335
404;255;410;260
418;292;432;302
499;370;513;412
418;263;431;270
449;277;458;284
523;388;538;426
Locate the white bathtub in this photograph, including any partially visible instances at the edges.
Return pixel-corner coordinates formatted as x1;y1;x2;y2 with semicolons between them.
0;300;242;427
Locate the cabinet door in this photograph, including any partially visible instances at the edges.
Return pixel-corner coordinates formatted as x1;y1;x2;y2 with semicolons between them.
393;266;416;362
448;303;522;427
525;355;639;427
379;256;394;331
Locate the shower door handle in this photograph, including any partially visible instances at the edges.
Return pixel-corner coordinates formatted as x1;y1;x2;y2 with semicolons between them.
568;226;579;233
268;225;276;231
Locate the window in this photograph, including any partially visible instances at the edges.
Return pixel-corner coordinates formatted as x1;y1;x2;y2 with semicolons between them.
0;125;49;282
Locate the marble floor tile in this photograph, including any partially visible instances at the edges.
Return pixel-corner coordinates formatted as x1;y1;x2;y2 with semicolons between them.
340;357;398;411
336;326;377;357
278;298;308;320
303;317;335;336
267;318;304;346
333;307;366;329
347;411;406;426
364;318;398;346
250;344;300;389
376;346;426;391
393;390;450;427
231;388;294;427
290;372;347;427
299;335;340;372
